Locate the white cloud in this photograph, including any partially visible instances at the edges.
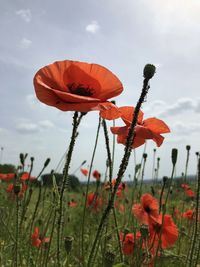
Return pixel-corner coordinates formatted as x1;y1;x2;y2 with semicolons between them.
15;119;55;134
26;94;46;109
172;121;200;136
20;38;32;49
144;98;200;117
16;120;39;134
38;120;54;128
15;9;32;23
85;21;100;34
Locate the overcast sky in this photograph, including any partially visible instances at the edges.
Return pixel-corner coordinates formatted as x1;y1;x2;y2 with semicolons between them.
0;0;200;180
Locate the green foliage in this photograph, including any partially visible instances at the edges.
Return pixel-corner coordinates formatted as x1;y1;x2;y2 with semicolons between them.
41;172;80;191
0;163;16;173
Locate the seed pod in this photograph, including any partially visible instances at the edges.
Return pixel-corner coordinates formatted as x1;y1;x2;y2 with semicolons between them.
64;236;74;254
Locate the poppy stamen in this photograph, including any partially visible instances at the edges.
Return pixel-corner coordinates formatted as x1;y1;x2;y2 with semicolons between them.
68;83;94;96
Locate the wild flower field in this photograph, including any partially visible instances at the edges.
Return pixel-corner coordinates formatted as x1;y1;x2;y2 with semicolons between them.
0;61;199;267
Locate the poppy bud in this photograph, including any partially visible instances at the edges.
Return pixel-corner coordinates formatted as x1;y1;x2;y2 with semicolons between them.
143;64;156;79
196;152;199;156
81;160;87;166
20;153;24;166
163;176;168;184
104;251;115;267
157;157;160;162
140;225;149;239
186;145;191;151
64;236;74;254
14;184;21;195
111;100;116;105
171;148;178;165
143;153;148;159
44;158;51;168
153;148;156;152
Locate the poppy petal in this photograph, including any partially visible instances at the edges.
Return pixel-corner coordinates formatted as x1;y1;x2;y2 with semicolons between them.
143;118;170;134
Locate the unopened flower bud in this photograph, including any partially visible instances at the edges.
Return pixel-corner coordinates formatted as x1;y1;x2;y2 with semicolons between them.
14;184;21;195
143;153;148;159
44;158;51;168
143;64;156;79
163;176;168;184
20;153;24;166
171;148;178;166
186;145;191;151
104;251;115;267
64;236;74;254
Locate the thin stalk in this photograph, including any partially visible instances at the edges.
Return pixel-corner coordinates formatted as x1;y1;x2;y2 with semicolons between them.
57;111;81;266
87;73;153;267
81;116;101;266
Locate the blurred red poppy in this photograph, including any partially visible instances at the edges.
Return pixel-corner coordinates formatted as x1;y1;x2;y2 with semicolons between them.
110;106;170;148
132;193;159;224
149;214;178;249
92;170;101;180
34;60;123;112
120;232;141;255
182;209;195;220
0;173;15;182
31;227;50;248
87;192;102;211
80;168;88;177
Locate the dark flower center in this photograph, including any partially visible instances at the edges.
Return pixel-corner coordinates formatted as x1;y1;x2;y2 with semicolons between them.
144;206;151;213
68;83;94;96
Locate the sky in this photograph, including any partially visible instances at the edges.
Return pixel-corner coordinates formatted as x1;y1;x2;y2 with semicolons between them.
0;0;200;181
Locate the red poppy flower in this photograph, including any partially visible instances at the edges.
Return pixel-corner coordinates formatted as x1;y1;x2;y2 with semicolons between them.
185;189;195;198
106;106;170;148
32;227;42;247
132;193;159;224
181;183;190;190
86;192;102;210
182;209;195;220
1;173;15;182
68;199;78;208
149;214;178;249
80;168;88;177
31;227;49;248
34;60;123;112
120;232;141;255
92;170;101;180
6;183;14;193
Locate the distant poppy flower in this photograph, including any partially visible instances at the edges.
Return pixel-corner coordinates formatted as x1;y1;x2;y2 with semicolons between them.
120;232;141;255
6;183;14;193
182;209;195;220
87;192;102;210
109;106;170;148
185;189;195;198
68;199;78;208
92;170;101;180
149;214;178;249
0;173;15;182
132;193;159;224
80;168;88;177
181;184;190;190
34;60;123;112
32;227;42;247
31;227;49;248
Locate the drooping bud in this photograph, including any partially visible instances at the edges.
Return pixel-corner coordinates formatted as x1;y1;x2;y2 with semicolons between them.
44;158;51;168
143;64;156;79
